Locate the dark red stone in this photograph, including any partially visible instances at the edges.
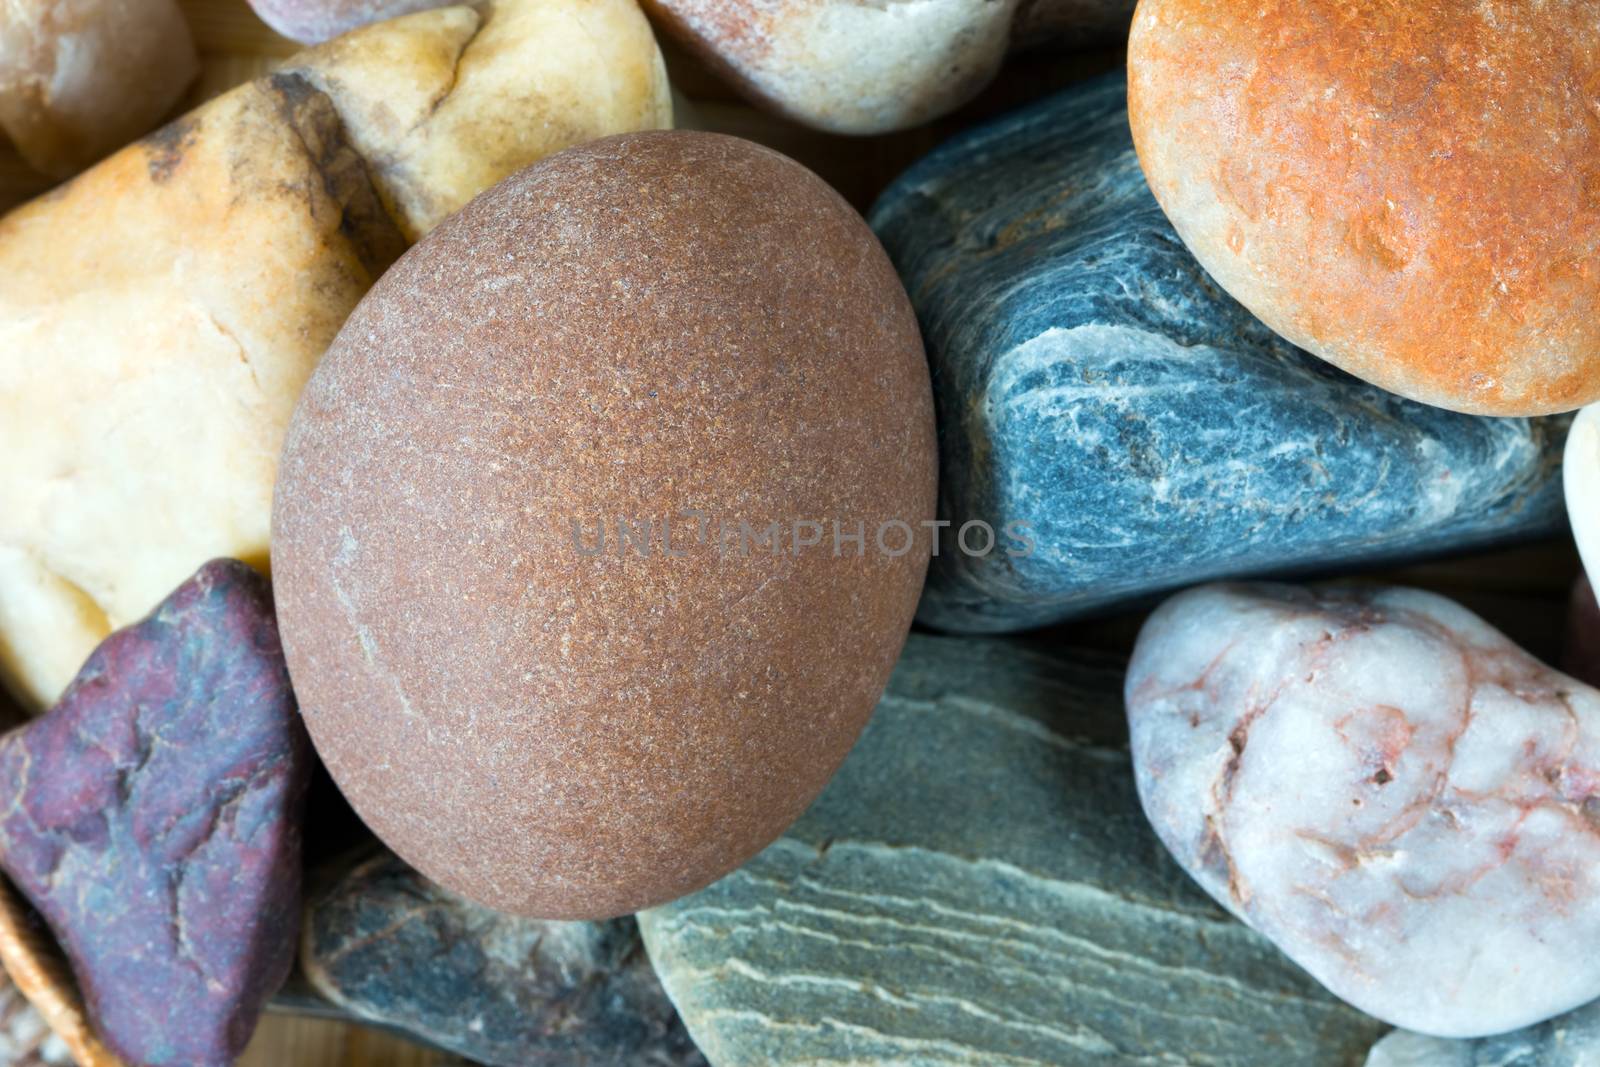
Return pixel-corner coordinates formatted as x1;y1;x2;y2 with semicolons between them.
1569;575;1600;689
0;560;309;1066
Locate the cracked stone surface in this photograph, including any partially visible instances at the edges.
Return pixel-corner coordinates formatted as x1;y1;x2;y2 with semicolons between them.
1127;582;1600;1038
0;559;310;1066
303;850;705;1066
869;71;1569;634
640;633;1383;1067
1366;998;1600;1067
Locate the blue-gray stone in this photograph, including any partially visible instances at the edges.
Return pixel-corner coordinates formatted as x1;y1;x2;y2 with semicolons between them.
869;71;1570;634
1366;1004;1600;1067
302;851;705;1066
639;634;1385;1067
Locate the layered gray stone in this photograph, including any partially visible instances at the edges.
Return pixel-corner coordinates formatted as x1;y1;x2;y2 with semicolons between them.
302;851;704;1067
639;634;1385;1066
869;72;1569;634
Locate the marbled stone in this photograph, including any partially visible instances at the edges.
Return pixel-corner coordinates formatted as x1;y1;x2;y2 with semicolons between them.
302;851;705;1067
640;634;1385;1066
0;560;310;1066
869;72;1569;634
1366;1002;1600;1067
1570;576;1600;689
1127;582;1600;1038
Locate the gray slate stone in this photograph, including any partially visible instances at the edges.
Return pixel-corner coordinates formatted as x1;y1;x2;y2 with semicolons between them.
302;851;705;1067
1366;1004;1600;1067
869;72;1569;634
639;634;1385;1066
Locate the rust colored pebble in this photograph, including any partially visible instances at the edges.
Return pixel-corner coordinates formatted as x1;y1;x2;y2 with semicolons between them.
1128;0;1600;417
272;131;937;920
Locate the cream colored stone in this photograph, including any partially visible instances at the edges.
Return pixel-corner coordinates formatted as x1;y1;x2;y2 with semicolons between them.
1569;405;1600;583
644;0;1134;134
289;0;672;239
0;0;199;177
0;0;672;711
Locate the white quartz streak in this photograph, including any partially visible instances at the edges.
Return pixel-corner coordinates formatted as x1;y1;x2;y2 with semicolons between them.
1126;582;1600;1038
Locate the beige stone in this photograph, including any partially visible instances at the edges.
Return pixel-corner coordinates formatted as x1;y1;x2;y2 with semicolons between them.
289;0;672;239
643;0;1134;135
0;0;672;711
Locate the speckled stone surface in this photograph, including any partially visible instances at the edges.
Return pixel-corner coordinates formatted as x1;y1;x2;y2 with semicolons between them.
274;130;936;920
869;72;1568;634
1128;0;1600;416
1128;582;1600;1038
1568;576;1600;689
0;560;310;1066
1367;1003;1600;1067
639;634;1384;1067
303;850;705;1066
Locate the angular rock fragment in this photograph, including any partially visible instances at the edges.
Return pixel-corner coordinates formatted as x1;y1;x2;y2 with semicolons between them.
1128;582;1600;1037
870;72;1568;634
641;634;1383;1066
302;851;705;1067
0;560;309;1066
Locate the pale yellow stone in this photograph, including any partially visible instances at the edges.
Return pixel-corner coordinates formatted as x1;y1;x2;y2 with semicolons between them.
290;0;672;239
0;0;672;711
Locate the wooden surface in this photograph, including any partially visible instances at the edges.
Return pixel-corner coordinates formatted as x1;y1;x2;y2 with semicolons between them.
240;1014;467;1066
0;3;1584;1065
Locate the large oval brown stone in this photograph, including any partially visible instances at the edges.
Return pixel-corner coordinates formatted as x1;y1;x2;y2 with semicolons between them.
272;131;936;919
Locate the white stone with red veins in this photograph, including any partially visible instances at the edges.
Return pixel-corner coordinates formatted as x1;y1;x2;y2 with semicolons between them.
1125;582;1600;1039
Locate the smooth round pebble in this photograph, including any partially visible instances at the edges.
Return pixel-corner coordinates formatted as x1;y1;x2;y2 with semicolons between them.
1129;0;1600;415
272;131;937;920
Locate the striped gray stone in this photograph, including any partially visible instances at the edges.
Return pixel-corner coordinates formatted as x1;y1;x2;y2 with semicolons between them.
640;634;1385;1066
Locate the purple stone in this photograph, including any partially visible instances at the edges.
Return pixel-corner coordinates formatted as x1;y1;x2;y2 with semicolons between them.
1570;574;1600;689
0;560;310;1066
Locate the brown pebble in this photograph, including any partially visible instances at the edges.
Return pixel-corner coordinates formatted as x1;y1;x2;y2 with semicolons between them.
272;131;937;919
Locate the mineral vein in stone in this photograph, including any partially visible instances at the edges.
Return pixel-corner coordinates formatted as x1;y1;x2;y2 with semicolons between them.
1127;582;1600;1038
